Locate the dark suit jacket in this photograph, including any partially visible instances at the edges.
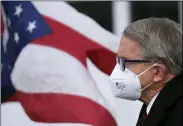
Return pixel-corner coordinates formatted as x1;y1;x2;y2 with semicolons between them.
137;73;183;126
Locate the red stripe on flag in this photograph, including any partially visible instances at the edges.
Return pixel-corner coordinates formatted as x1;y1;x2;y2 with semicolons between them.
17;91;117;126
87;49;116;75
32;16;116;75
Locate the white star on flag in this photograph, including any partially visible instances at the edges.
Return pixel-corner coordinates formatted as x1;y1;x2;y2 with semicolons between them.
2;27;9;53
26;21;37;33
7;18;11;27
14;32;20;44
14;4;23;17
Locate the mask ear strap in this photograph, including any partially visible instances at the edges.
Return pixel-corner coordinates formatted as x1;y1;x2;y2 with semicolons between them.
140;82;154;92
137;63;158;77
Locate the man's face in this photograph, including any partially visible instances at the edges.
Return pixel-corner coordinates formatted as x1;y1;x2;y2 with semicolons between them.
117;37;154;89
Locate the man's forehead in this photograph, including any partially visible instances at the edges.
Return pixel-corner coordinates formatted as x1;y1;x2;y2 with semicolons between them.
118;37;143;59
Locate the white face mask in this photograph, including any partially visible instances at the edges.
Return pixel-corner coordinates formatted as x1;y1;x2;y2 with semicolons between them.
109;63;157;101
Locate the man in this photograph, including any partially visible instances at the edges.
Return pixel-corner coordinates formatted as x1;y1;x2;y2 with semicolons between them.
109;17;182;126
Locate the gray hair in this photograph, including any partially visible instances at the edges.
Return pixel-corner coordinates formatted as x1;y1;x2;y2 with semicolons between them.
123;17;182;75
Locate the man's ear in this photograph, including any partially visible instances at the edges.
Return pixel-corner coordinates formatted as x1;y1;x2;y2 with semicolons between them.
152;64;166;83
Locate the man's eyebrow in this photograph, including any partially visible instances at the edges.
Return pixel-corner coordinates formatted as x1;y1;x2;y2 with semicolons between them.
117;55;129;60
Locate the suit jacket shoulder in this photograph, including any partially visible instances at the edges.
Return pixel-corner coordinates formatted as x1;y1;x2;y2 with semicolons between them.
143;73;183;126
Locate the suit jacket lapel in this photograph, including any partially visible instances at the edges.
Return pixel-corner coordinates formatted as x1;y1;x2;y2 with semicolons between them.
143;95;165;126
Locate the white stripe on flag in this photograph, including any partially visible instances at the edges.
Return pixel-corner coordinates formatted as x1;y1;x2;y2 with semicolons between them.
11;44;110;110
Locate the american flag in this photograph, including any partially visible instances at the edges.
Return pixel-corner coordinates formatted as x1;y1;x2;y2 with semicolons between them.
1;1;52;102
1;1;120;126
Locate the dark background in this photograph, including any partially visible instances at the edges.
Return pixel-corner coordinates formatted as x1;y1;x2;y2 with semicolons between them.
68;1;181;33
68;1;113;32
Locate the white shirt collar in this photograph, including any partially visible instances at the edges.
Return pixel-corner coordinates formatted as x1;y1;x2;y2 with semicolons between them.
146;93;160;114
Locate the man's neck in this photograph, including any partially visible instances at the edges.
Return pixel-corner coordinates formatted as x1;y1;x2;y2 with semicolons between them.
140;90;159;105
